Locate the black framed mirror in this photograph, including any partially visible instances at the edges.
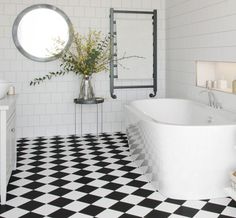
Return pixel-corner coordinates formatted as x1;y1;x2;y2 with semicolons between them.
12;4;73;62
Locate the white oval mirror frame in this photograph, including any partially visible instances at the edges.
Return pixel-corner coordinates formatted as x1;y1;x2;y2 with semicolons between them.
12;4;73;62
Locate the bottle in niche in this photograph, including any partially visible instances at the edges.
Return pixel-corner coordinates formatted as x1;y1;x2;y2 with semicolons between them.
232;80;236;94
212;80;217;89
218;79;228;90
206;80;213;89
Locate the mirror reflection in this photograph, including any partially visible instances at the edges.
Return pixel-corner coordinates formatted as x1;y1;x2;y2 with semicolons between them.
12;4;73;62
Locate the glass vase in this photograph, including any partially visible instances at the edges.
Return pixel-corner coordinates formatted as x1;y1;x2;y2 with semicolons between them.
79;75;95;100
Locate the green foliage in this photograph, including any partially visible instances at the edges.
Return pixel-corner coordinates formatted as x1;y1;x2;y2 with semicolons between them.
30;30;111;86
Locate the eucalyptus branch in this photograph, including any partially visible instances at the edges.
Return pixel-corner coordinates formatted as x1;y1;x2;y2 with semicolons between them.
117;62;130;70
30;70;68;86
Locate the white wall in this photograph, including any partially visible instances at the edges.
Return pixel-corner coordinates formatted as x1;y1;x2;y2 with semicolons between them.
0;0;165;138
166;0;236;111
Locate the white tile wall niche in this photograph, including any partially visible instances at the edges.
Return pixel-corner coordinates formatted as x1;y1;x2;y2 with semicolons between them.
196;61;236;94
0;0;166;138
166;0;236;112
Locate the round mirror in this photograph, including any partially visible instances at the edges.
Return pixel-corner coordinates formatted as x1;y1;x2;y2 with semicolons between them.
12;4;73;62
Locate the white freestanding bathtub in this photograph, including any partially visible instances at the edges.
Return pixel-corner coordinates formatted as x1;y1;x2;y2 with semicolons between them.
125;98;236;200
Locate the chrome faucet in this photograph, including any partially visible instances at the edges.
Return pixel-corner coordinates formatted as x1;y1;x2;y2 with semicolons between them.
200;89;222;109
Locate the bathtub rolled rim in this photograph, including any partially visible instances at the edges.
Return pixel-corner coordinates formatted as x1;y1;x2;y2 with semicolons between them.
125;98;236;127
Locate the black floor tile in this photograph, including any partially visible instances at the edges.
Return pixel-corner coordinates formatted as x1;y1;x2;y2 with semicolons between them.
110;201;133;212
80;205;105;216
202;203;226;214
138;198;162;208
145;210;170;218
49;208;76;218
106;191;128;201
78;194;101;204
174;206;199;217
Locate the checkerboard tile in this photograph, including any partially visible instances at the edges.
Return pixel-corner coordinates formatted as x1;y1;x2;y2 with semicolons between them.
0;132;236;218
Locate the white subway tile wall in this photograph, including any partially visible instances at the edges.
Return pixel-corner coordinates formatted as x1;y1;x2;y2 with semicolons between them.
166;0;236;111
0;0;166;138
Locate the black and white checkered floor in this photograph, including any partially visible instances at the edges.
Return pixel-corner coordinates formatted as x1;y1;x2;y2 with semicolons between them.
0;132;236;218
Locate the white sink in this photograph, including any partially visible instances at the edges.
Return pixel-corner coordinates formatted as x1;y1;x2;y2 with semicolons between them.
0;80;10;99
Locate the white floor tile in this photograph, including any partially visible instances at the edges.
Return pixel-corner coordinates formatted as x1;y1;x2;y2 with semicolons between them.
126;205;152;217
183;200;206;209
193;210;219;218
221;206;236;217
96;209;123;218
33;204;60;216
63;190;86;200
208;197;232;206
34;194;58;204
1;208;28;218
93;197;117;208
155;202;180;213
122;194;144;204
116;185;138;194
64;201;90;212
7;197;29;207
90;188;113;197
